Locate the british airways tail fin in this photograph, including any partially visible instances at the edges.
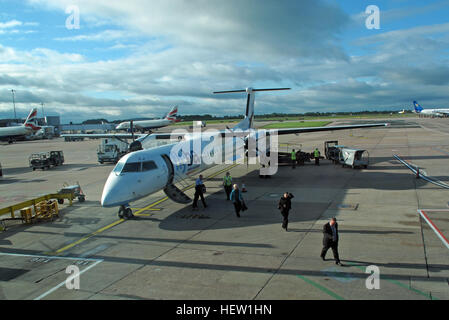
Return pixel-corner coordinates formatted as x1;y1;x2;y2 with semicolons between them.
23;108;41;131
165;106;180;122
213;87;290;131
413;101;423;113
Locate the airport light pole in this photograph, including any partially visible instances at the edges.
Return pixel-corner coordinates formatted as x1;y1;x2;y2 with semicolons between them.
41;102;46;124
11;89;17;122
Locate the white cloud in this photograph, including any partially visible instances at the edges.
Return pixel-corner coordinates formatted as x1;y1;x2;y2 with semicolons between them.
28;0;350;60
0;19;22;29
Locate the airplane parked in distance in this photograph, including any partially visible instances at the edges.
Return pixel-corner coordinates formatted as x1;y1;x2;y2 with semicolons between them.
115;106;180;132
413;101;449;117
0;108;41;143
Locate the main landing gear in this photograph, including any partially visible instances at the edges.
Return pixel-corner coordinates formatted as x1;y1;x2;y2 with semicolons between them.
118;205;134;220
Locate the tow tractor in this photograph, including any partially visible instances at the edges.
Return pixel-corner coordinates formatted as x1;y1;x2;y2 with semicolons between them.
57;182;86;204
325;141;341;163
29;151;64;170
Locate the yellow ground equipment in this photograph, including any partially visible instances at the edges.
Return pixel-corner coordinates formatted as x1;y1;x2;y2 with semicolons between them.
19;201;58;224
0;193;73;230
34;200;59;221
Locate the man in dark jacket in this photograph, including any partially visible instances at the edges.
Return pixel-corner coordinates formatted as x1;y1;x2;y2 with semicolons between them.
230;184;244;217
192;175;207;209
278;192;294;231
320;217;341;265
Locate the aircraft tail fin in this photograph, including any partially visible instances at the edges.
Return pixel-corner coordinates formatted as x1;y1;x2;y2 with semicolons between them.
413;101;423;113
23;108;41;131
165;106;180;122
214;88;290;130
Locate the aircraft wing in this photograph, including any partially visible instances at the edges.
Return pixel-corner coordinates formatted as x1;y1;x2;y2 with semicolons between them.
267;123;388;136
61;133;146;139
62;123;387;141
61;132;183;140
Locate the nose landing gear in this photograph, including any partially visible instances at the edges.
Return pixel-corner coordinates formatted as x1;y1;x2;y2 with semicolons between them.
118;205;134;220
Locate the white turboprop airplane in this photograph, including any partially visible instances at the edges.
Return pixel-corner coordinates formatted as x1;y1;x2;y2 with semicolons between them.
0;108;41;143
413;101;449;117
115;106;180;132
68;87;388;219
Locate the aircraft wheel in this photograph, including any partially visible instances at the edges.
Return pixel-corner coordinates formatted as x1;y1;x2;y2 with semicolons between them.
119;206;133;219
124;208;133;219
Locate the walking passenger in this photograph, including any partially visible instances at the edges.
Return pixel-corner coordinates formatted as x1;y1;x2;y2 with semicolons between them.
278;192;294;231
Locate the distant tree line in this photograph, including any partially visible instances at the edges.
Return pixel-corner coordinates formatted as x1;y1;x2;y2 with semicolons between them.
78;110;411;124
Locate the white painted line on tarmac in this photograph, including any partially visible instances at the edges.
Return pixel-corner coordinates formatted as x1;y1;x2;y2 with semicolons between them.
432;147;449;156
0;251;102;262
34;259;103;300
0;251;103;300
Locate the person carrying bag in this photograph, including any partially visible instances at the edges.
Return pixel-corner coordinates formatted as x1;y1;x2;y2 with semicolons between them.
230;184;246;217
278;192;294;231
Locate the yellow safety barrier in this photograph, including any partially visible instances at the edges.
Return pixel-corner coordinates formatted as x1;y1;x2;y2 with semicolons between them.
0;193;73;220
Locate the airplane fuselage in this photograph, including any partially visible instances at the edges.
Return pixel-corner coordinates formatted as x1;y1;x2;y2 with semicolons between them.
0;125;33;139
418;109;449;116
116;119;172;131
100;130;251;207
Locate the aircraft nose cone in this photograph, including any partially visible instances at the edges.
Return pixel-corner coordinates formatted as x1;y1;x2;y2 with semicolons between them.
100;190;114;207
101;175;122;207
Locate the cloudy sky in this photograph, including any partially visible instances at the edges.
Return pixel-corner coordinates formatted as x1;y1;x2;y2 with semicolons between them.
1;0;449;123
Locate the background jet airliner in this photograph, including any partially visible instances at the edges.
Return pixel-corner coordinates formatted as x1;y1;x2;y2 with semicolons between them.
0;108;41;143
115;106;180;132
93;88;388;219
413;101;449;117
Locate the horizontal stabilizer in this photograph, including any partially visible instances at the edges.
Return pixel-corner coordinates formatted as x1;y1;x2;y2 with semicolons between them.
214;88;290;94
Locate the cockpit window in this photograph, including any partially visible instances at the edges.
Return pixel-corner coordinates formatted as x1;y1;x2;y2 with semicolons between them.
142;160;157;171
114;160;157;174
113;162;124;173
122;162;141;172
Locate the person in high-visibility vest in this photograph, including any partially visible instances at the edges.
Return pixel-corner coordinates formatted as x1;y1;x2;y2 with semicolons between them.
223;172;233;200
291;149;297;169
314;148;321;166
